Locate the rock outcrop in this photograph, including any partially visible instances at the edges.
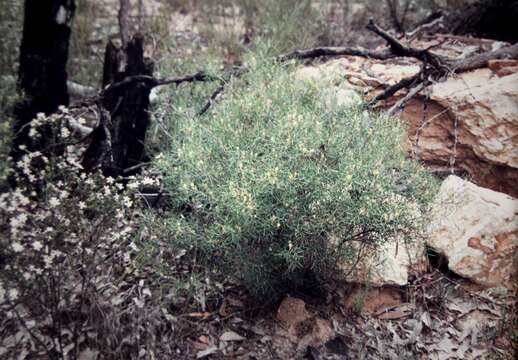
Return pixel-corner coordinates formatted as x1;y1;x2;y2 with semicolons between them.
402;68;518;197
294;36;518;197
427;176;517;290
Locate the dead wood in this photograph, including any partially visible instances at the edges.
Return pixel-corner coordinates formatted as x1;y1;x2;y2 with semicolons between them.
276;46;395;62
82;34;154;176
118;0;131;46
73;19;518;121
12;0;76;164
451;42;518;72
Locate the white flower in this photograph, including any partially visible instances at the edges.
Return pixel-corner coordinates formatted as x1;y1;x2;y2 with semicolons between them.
29;128;38;138
32;241;43;251
10;213;28;229
127;182;139;190
122;196;133;208
141;177;155;186
61;127;70;138
49;197;60;208
11;242;24;253
8;288;19;301
78;201;86;210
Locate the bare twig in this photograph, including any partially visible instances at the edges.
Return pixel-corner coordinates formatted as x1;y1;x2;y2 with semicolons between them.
387;81;428;116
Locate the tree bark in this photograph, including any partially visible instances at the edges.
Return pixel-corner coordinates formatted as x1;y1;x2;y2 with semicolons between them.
83;34;154;176
12;0;75;158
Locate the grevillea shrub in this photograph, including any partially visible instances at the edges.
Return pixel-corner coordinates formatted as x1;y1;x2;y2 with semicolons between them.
158;59;438;298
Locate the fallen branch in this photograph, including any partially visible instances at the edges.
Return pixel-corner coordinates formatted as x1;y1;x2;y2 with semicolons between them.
276;46;395;62
366;19;448;71
387;81;428;116
451;42;518;72
369;71;423;104
406;12;445;41
71;19;518;117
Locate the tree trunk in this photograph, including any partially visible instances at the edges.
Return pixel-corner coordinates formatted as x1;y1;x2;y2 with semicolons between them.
12;0;75;158
82;34;154;177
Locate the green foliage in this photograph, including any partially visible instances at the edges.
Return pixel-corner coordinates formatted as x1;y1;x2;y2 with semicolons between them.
157;58;437;298
0;76;20;186
0;0;22;76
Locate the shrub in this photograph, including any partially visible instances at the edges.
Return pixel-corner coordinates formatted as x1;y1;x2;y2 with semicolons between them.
0;111;174;359
157;58;437;298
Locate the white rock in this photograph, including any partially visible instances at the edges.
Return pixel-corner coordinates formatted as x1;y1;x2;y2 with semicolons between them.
427;176;518;290
347;238;424;286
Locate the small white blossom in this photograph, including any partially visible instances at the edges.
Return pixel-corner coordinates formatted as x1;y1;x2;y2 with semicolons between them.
11;242;24;253
49;197;60;208
8;288;19;301
122;196;133;208
141;177;155;186
32;241;43;251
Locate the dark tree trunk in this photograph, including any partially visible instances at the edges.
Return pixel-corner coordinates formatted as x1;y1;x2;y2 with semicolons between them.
82;34;154;177
12;0;75;158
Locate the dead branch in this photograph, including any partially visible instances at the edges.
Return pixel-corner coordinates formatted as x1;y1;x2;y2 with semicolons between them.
118;0;131;46
370;71;423;104
387;81;427;116
197;68;246;116
72;19;517;118
276;46;395;62
451;42;518;72
406;12;445;41
366;19;448;71
71;71;217;108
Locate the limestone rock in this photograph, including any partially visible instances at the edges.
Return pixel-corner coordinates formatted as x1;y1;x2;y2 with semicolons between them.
402;69;518;197
347;238;425;287
427;176;518;290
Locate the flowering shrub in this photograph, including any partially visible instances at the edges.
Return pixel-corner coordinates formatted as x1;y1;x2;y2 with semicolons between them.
158;59;438;297
0;111;173;358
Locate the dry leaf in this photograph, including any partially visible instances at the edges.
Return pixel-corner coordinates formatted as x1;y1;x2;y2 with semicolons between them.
196;346;219;359
220;331;245;342
378;310;410;320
